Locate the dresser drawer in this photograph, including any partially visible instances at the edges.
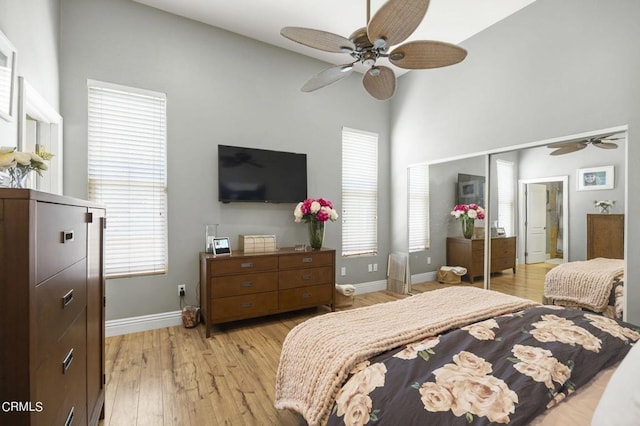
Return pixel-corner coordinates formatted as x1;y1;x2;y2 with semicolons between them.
279;251;333;270
212;292;278;322
491;256;515;272
209;255;278;276
279;266;333;290
211;272;278;298
279;284;332;310
492;237;515;254
36;202;87;283
34;309;87;426
35;260;87;365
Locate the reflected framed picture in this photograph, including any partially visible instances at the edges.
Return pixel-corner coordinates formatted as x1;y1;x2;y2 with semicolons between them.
577;166;614;191
0;30;17;121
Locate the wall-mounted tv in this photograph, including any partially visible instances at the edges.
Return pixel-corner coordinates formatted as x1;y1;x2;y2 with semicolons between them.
218;145;307;203
457;173;485;207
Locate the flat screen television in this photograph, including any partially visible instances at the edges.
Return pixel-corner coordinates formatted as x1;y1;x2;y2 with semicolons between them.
456;173;485;207
218;145;307;203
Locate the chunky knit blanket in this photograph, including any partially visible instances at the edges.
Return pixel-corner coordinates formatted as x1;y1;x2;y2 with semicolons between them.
544;257;624;312
274;287;537;425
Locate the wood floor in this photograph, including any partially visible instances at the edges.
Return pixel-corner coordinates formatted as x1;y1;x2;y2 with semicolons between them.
100;263;554;426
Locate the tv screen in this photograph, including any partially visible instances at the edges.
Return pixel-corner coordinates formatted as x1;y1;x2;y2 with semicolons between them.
218;145;307;203
457;173;485;207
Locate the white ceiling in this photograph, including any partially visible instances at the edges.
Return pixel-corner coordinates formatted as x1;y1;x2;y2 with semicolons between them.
133;0;536;76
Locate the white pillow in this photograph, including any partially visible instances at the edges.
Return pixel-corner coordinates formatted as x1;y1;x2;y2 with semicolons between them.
592;343;640;425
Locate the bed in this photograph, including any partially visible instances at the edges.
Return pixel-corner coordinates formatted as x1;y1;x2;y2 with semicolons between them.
274;287;639;425
543;257;624;320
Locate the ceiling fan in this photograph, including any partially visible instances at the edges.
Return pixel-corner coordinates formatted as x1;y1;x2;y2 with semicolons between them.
280;0;467;100
547;133;622;156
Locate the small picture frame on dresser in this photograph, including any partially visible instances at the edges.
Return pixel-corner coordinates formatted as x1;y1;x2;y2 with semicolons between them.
213;237;231;256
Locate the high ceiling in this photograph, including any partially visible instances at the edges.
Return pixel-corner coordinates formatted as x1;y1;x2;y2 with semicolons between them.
132;0;536;76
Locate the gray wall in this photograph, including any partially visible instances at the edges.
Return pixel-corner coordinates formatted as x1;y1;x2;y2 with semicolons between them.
59;0;390;320
0;0;60;146
390;0;640;323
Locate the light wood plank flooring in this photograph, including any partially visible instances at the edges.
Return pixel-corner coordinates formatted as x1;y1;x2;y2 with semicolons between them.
100;263;553;426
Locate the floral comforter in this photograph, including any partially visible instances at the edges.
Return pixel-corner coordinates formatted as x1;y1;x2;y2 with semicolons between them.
328;306;639;425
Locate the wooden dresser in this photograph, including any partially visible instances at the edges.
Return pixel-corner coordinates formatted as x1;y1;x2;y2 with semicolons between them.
587;214;624;259
446;237;517;283
200;247;335;337
0;189;106;426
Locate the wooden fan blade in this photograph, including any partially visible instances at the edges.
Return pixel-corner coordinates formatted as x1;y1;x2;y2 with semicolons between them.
367;0;430;48
593;142;618;149
547;139;588;149
301;64;354;92
550;145;587;156
362;66;396;100
389;40;467;69
281;27;355;53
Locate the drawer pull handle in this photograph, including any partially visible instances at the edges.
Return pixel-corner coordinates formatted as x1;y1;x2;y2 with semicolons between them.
61;230;75;243
240;262;253;268
302;257;313;263
62;348;74;374
240;281;254;288
302;274;312;280
302;293;311;299
240;302;253;308
64;406;75;426
62;289;74;308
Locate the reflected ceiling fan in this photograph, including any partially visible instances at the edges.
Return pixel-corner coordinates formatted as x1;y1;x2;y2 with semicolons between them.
280;0;467;100
547;133;622;156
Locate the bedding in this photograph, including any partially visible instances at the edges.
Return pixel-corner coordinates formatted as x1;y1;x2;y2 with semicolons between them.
274;287;639;425
543;258;625;319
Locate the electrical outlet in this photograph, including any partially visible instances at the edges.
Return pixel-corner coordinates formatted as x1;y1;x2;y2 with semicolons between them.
373;263;378;272
340;266;346;276
427;257;431;264
368;264;373;272
178;284;186;297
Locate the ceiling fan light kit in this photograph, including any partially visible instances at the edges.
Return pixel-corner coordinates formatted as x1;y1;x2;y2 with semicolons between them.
280;0;467;100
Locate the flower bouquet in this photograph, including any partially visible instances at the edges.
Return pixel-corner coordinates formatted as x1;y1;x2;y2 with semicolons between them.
451;204;486;239
294;198;339;249
0;146;53;188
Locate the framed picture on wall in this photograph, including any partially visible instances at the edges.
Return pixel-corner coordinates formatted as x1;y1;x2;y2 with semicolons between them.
577;165;614;191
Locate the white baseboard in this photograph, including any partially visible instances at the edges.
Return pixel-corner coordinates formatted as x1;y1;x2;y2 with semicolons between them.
108;273;442;336
412;271;438;285
105;310;183;337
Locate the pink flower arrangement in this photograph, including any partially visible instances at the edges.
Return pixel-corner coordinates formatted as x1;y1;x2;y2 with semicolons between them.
294;198;339;223
451;203;486;221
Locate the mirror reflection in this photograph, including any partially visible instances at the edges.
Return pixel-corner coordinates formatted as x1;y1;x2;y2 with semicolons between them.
420;131;626;317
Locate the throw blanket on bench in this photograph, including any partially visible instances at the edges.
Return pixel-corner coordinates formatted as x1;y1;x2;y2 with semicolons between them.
274;287;537;425
544;258;624;312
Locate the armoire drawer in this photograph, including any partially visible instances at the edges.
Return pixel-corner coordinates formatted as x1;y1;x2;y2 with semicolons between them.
208;255;278;276
211;292;278;322
211;272;278;298
36;202;88;283
35;260;87;365
34;309;87;426
279;284;333;310
278;266;333;290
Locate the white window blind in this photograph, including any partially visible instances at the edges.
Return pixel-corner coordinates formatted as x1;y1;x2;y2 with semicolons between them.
408;163;430;252
87;80;168;278
497;159;515;237
342;127;378;256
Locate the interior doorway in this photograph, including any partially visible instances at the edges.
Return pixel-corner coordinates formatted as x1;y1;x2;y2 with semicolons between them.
518;176;569;265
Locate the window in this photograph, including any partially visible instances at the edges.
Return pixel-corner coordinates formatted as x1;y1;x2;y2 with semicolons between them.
342;127;378;256
408;163;429;252
496;159;515;237
87;80;167;278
